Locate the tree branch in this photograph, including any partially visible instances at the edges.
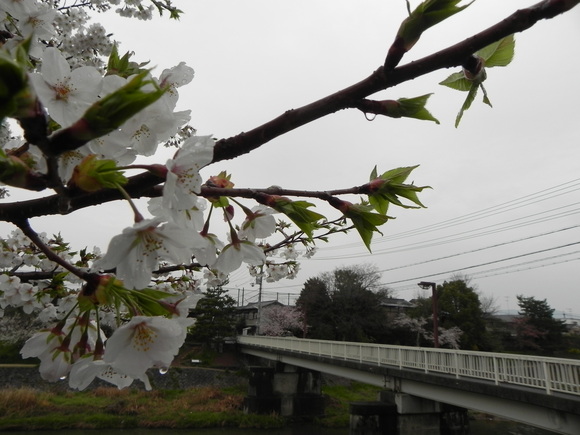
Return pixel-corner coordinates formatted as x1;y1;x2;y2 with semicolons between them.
0;179;377;221
2;1;577;222
212;0;579;163
15;219;90;280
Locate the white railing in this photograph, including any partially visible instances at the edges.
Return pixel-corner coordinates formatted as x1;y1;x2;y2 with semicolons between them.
238;335;580;397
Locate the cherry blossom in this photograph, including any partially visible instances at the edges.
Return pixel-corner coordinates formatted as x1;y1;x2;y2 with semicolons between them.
148;196;206;231
94;217;197;290
69;357;151;391
19;3;57;41
21;317;101;382
159;61;195;107
238;205;277;241
1;0;38;20
162;135;215;214
29;48;103;128
103;316;193;379
191;232;223;267
214;239;266;275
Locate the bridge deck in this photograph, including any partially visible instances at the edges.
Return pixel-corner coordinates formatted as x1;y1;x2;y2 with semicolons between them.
238;336;580;435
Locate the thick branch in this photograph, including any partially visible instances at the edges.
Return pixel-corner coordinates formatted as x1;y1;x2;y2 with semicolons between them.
1;1;577;222
212;0;579;163
0;180;373;221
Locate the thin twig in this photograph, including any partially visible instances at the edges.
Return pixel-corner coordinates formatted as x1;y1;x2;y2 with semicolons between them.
15;219;90;280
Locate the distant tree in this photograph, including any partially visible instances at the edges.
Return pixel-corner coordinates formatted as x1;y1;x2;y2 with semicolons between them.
296;277;334;339
516;295;566;354
189;286;236;347
410;278;491;350
391;314;463;349
260;305;304;337
298;264;389;342
391;314;431;347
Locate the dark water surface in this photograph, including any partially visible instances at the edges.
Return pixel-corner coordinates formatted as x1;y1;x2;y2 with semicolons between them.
0;420;556;435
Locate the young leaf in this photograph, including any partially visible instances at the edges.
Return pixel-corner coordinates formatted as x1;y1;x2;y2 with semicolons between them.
439;72;472;91
270;198;324;239
343;202;390;252
398;0;473;51
397;94;441;124
477;34;515;67
386;0;473;69
454;82;479;127
366;166;430;214
441;35;515;127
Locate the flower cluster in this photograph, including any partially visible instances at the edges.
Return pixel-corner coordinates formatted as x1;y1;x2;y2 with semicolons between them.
0;0;320;390
0;0;430;390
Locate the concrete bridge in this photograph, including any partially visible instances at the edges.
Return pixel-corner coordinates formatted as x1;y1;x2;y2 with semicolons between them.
238;335;580;435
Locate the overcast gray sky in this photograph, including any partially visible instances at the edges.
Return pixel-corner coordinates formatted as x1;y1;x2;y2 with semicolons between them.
5;1;580;317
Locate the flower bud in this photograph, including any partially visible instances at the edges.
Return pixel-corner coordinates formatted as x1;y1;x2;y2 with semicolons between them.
67;154;127;192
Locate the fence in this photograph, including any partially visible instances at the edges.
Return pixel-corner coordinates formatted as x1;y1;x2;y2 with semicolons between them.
238;335;580;396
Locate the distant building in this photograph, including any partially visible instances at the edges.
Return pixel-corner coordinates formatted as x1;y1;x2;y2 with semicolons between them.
486;314;520;338
235;300;285;335
381;297;416;320
562;316;580;335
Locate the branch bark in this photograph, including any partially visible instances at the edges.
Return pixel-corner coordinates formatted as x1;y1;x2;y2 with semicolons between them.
212;0;579;162
1;0;578;221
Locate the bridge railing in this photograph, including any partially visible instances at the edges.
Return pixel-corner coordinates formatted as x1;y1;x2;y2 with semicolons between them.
238;335;580;397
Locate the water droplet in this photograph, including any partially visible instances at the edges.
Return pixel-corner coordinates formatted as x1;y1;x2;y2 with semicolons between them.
364;113;377;122
59;375;67;380
159;367;169;375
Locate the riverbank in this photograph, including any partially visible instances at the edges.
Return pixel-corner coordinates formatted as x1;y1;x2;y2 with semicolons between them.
0;381;381;431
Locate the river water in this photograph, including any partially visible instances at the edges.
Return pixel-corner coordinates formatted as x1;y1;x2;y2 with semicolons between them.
0;420;556;435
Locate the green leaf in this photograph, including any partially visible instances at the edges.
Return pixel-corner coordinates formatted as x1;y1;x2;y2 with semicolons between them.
477;34;515;67
271;199;325;239
106;44;149;78
439;71;472;91
367;166;430;214
343;203;390;252
441;35;515;127
0;44;33;120
455;82;479;127
375;166;417;184
386;0;473;69
480;83;492;107
81;71;166;139
397;94;440;124
399;0;474;50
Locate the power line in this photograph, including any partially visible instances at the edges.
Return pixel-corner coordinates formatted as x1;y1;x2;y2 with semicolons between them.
314;178;580;253
376;225;580;273
314;204;580;260
384;241;580;285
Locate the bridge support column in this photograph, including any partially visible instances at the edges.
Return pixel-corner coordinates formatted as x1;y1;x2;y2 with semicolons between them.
380;391;469;435
244;364;324;417
349;392;469;435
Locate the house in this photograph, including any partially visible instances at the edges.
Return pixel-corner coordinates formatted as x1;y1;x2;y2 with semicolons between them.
380;297;416;321
235;300;285;335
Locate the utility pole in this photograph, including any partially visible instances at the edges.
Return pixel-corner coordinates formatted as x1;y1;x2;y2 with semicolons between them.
256;267;263;335
418;281;439;348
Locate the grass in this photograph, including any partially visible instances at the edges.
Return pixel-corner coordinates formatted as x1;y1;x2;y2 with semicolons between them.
0;385;283;431
317;382;382;427
0;381;379;431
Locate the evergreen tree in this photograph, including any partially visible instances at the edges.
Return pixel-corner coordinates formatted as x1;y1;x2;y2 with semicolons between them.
516;295;566;354
189;286;236;347
296;277;334;339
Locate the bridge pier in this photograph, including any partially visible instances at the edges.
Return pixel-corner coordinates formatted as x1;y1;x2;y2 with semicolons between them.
349;391;469;435
243;363;325;417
